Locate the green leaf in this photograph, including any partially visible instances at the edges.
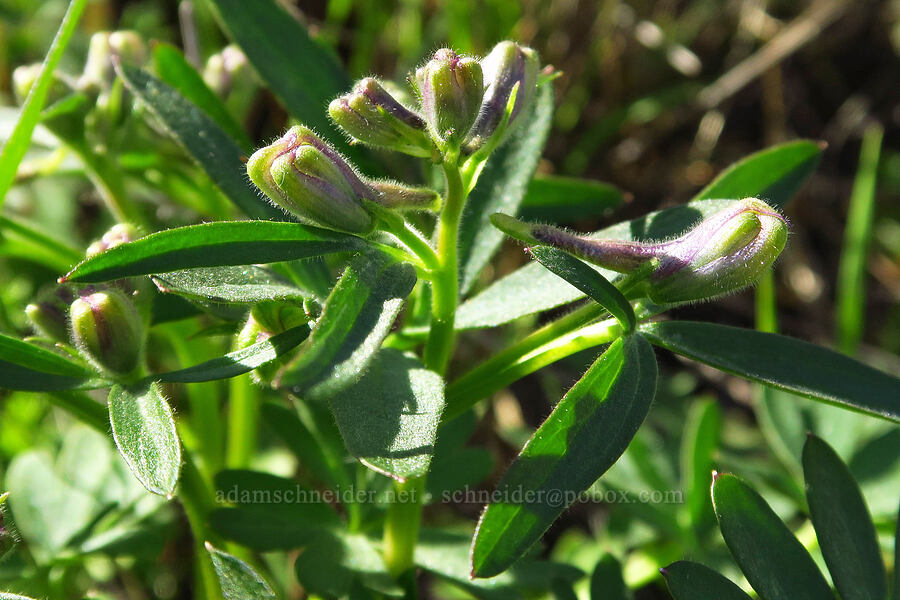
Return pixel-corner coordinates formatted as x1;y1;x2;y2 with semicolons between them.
206;542;277;600
529;246;635;333
589;554;629;600
471;335;657;578
152;43;251;150
0;334;102;391
152;265;310;304
459;84;554;294
208;0;375;172
711;473;833;600
276;253;416;399
63;221;362;282
108;383;181;497
520;175;624;223
209;470;340;551
330;349;444;480
0;594;41;600
0;214;83;272
0;0;87;210
153;325;308;384
680;398;721;529
662;561;751;600
294;530;402;598
640;321;900;422
116;65;281;220
802;434;886;600
694;140;822;209
456;199;735;329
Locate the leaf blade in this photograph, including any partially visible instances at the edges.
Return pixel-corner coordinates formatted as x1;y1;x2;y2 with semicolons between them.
152;265;310;304
662;561;751;600
206;543;277;600
0;334;102;391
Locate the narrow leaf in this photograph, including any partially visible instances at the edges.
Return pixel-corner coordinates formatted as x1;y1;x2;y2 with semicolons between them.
330;349;444;480
695;140;822;209
589;554;629;600
63;221;362;282
680;398;721;528
152;265;310;304
529;246;635;332
712;473;833;600
276;253;416;399
802;434;886;600
459;84;554;294
641;320;900;422
471;335;657;578
206;542;277;600
0;334;102;391
153;43;252;150
154;325;308;384
108;382;181;497
520;175;623;223
662;561;751;600
117;65;281;220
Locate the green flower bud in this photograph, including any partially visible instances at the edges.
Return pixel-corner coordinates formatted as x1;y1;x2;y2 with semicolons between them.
492;198;789;303
237;304;309;383
86;223;141;258
367;179;441;211
25;286;76;343
12;63;70;105
329;77;431;157
464;41;540;155
70;288;144;376
247;126;375;234
203;44;250;98
79;31;146;91
414;48;484;151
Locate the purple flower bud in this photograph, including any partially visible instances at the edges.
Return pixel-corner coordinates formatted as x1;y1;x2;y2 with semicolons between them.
247;126;375;234
25;286;76;343
414;48;484;151
86;223;141;258
70;288;144;376
492;198;789;303
329;78;431;157
464;41;540;155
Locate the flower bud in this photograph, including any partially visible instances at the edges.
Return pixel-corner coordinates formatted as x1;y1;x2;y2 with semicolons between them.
70;288;144;376
12;63;71;105
79;31;147;91
237;304;309;383
247;126;375;234
203;45;249;98
329;78;431;157
414;49;483;151
86;223;141;258
25;286;76;343
463;41;540;155
367;179;441;211
492;198;788;303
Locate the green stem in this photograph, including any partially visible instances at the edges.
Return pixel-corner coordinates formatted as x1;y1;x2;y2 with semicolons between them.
226;374;258;469
423;162;466;374
382;477;426;578
179;452;225;600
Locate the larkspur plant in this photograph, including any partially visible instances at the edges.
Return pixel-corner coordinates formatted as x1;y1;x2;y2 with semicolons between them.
0;2;898;600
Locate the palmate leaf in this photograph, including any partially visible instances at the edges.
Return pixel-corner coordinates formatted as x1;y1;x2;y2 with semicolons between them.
470;335;657;577
62;221;363;282
0;334;103;391
330;349;444;481
206;543;277;600
640;320;900;422
108;382;181;497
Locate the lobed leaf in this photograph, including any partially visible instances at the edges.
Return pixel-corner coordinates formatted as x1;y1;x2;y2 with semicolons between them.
117;65;282;220
0;334;102;391
153;325;308;384
662;561;751;600
459;84;555;294
470;335;657;577
152;265;310;304
276;253;416;399
529;246;635;332
802;434;886;600
63;221;362;282
206;543;277;600
330;349;444;480
640;320;900;422
712;473;833;600
108;382;181;497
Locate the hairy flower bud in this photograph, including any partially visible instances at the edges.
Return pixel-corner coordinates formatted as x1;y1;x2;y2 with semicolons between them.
25;286;76;343
86;223;141;258
464;41;540;154
79;31;147;91
415;49;483;151
492;198;788;303
237;303;309;383
70;288;143;376
247;126;375;234
329;77;431;157
367;179;441;211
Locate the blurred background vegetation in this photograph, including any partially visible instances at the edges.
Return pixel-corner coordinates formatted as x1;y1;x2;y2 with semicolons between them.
0;0;898;598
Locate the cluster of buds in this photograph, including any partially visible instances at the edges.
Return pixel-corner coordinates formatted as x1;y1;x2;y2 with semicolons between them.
236;302;310;383
77;30;147;93
492;198;789;303
247;126;440;234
